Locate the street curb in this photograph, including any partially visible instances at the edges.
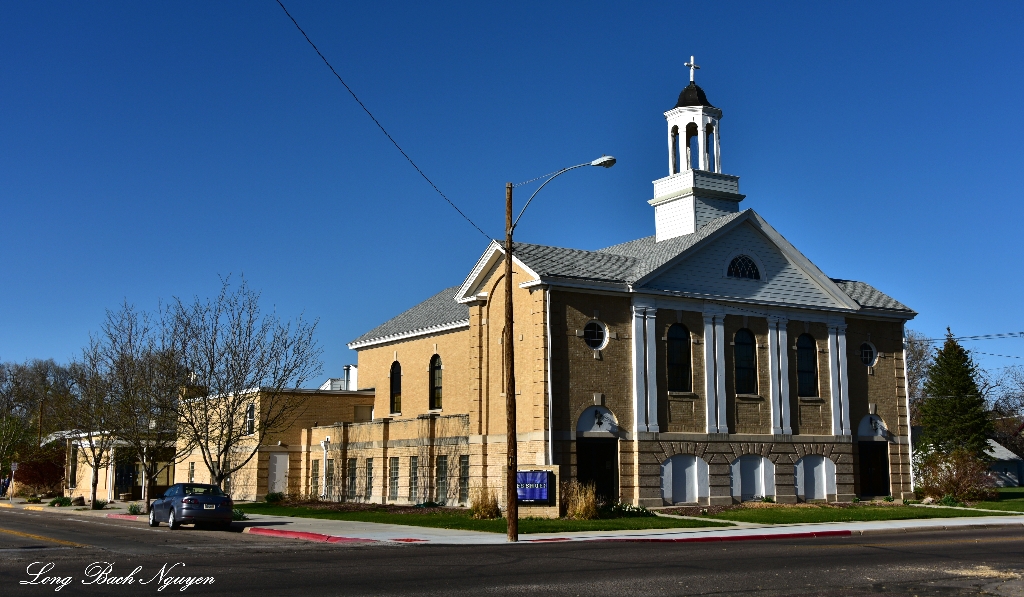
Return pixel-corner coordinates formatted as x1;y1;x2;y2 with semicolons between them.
0;503;12;508
243;527;378;544
600;530;853;543
106;514;147;522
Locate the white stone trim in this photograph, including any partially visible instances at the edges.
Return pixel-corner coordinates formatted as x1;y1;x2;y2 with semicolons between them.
702;314;717;433
644;308;659;432
838;324;852;436
455;241;541;304
767;317;782;434
347;320;469;350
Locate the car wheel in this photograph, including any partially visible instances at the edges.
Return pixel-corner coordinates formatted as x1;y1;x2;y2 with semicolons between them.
149;509;159;527
168;509;179;530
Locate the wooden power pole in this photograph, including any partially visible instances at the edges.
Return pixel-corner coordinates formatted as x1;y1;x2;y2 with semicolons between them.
504;181;519;542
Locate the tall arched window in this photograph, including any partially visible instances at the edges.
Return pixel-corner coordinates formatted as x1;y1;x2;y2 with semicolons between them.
706;126;716;171
666;324;692;392
734;329;757;395
429;355;443;410
686;123;699;170
389;361;402;414
796;333;818;397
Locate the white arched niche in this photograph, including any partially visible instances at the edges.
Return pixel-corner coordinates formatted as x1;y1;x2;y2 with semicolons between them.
576;406;619;435
794;455;837;501
660;455;709;505
857;415;890;440
730;455;775;502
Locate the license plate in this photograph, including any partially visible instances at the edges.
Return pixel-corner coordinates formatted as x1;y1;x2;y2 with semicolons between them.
204;504;215;509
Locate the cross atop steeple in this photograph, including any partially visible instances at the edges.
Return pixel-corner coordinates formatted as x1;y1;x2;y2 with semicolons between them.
684;55;700;83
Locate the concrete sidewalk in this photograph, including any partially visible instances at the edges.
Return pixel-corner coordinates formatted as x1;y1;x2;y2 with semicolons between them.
4;498;1024;545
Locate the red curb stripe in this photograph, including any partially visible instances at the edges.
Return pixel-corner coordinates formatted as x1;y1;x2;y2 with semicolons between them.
528;538;572;542
245;527;377;543
600;530;853;543
392;538;428;543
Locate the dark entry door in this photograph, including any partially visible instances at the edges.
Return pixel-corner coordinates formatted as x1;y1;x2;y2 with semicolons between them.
858;441;891;497
577;438;618;502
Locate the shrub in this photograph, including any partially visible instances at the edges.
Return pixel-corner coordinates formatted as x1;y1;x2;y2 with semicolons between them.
914;448;997;502
883;495;895;503
938;494;964;507
91;500;107;510
416;501;441;508
70;496;85;507
561;480;598;520
48;496;72;507
601;502;656;518
232;509;248;521
265;492;285;504
760;496;775;503
470;487;501;520
127;503;144;515
25;496;41;504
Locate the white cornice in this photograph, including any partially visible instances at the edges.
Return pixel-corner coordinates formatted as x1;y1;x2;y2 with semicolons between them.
347;319;470;350
455;240;540;303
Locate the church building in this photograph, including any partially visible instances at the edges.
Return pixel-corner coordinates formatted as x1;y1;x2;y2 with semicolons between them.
301;64;917;507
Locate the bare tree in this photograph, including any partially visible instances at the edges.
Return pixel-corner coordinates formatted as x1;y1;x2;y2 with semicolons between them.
991;366;1024;458
101;303;184;510
904;329;934;426
0;364;31;478
171;278;322;491
62;343;119;508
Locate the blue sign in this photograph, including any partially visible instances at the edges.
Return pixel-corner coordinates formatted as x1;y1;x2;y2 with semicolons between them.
516;470;551;504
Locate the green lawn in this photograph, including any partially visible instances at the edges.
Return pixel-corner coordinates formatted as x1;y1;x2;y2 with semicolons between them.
708;504;1000;525
236;503;732;534
968;487;1024;513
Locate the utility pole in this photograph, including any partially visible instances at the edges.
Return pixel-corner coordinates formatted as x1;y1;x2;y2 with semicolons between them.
504;181;519;542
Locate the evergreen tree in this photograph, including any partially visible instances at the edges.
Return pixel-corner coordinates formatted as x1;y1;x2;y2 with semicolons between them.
918;329;993;455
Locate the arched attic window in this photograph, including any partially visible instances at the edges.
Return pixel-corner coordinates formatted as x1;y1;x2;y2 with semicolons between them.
727;255;761;280
796;333;819;397
429;355;443;410
666;324;692;392
734;329;758;395
389;361;402;414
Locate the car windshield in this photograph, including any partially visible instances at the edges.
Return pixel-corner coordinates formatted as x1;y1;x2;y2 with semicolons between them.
181;485;225;496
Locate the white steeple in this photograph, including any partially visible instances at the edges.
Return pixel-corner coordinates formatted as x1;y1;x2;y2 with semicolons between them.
650;59;744;242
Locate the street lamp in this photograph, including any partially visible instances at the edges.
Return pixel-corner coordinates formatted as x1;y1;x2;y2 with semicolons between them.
503;155;616;543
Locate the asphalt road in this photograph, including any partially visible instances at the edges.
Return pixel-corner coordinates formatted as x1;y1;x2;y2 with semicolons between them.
1;508;1023;596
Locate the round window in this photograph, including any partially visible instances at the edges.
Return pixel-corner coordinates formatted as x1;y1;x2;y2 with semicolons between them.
583;321;606;349
860;342;877;366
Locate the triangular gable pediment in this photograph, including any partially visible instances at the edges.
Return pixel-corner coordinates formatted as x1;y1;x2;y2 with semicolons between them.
638;212;859;310
455;241;540;303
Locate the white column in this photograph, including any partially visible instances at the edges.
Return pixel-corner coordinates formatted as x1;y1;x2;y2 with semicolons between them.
321;438;330;499
837;324;852;436
778;319;792;434
714;119;722;173
703;315;717;433
644;308;660;433
767;317;782;435
714;316;728;433
107;446;115;502
630;304;648;434
667;128;675;175
827;325;843;436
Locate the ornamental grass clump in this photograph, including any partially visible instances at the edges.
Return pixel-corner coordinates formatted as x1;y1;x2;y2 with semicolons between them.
561;480;599;520
470;487;501;519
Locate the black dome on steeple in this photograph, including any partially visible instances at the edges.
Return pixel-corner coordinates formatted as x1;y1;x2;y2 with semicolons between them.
674;82;715;109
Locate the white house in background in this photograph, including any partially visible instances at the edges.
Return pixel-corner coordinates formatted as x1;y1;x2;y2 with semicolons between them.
988;439;1023;487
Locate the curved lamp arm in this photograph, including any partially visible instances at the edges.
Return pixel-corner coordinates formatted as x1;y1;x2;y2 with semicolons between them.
510;156;616;235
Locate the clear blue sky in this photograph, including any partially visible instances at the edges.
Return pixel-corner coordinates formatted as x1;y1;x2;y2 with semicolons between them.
2;1;1023;377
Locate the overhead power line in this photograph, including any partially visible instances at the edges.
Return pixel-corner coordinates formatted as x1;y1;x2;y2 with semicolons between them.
273;0;492;241
921;332;1024;343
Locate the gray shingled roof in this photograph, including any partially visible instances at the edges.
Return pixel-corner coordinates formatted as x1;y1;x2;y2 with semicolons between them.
830;279;914;313
352;212;914;347
348;285;468;346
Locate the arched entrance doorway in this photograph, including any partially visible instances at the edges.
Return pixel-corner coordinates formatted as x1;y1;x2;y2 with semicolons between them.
575;406;619;502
